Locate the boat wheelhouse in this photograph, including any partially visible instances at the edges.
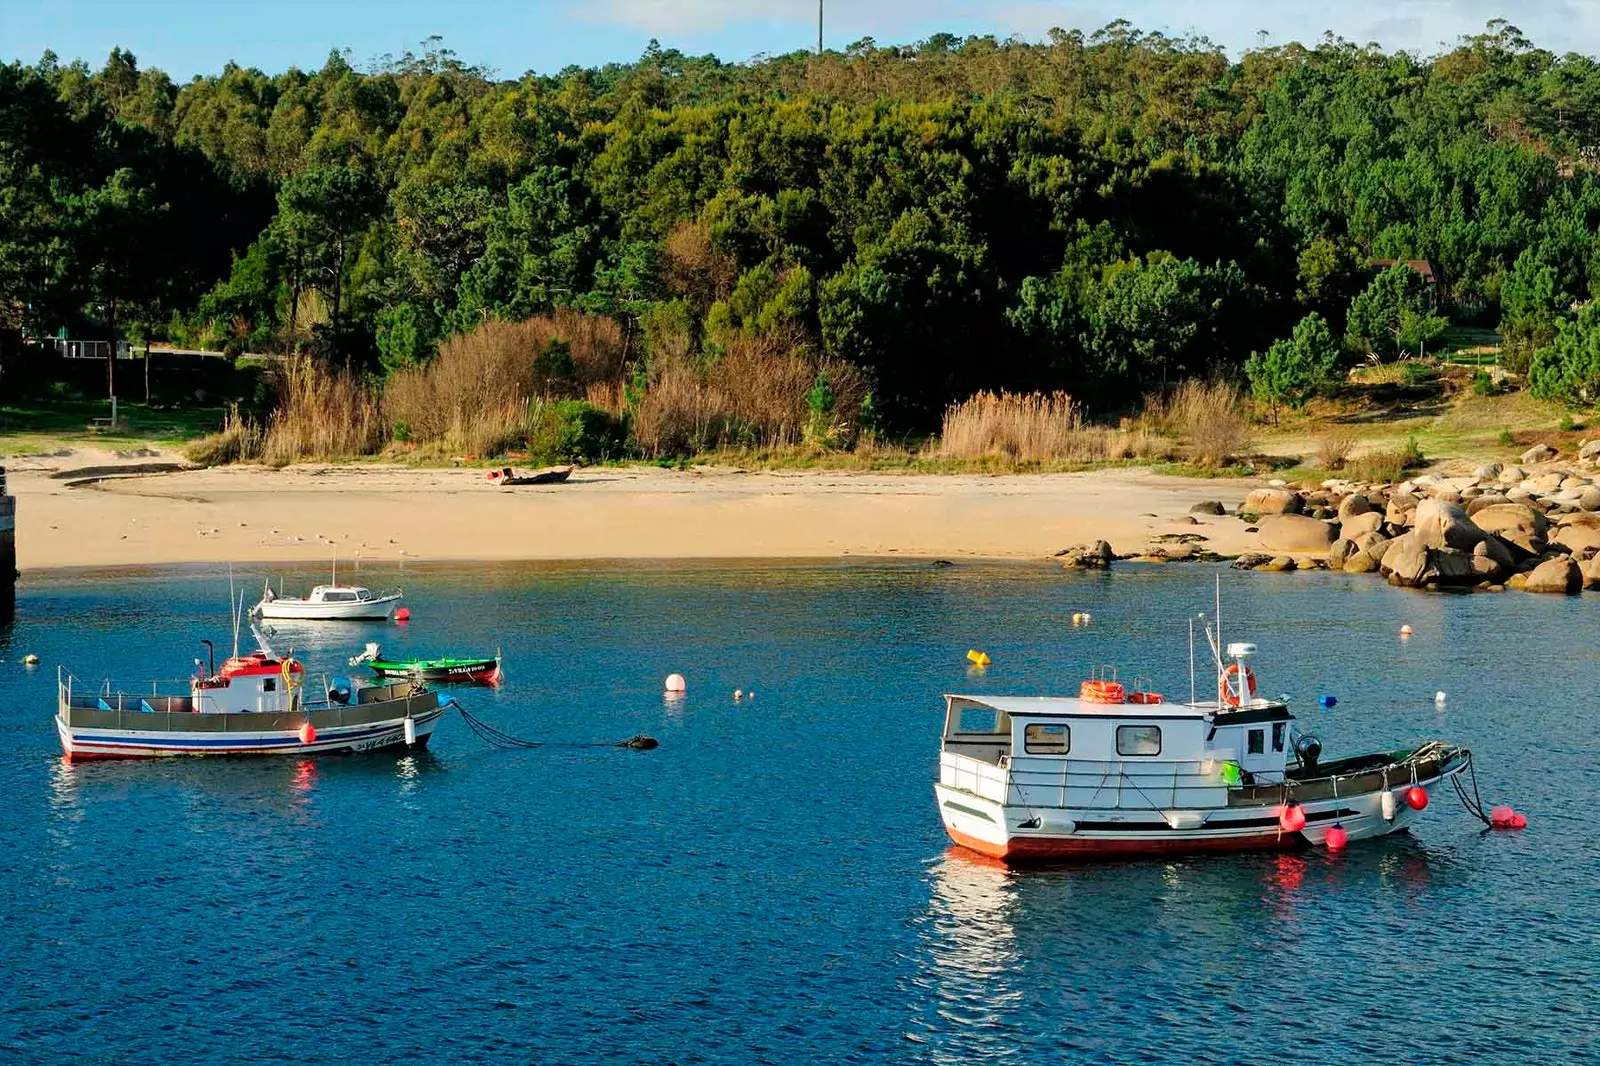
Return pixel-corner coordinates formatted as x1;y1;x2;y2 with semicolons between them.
935;632;1471;863
56;631;442;759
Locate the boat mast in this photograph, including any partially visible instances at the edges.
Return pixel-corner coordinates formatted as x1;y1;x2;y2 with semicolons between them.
1189;616;1196;707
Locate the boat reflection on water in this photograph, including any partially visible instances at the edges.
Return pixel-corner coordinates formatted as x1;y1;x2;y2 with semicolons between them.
909;840;1445;1057
46;746;448;826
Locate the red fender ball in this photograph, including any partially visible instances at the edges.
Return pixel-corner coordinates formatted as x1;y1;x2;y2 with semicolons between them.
1509;812;1527;830
1490;804;1515;827
395;608;411;622
298;722;317;745
1278;803;1307;832
1405;786;1428;811
1324;824;1349;851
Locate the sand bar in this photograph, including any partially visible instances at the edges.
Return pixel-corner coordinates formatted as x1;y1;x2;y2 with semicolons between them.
5;450;1263;570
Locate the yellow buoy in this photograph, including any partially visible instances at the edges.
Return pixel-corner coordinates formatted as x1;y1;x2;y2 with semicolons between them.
966;650;991;667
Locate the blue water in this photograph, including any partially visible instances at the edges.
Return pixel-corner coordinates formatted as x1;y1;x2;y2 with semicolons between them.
0;561;1594;1064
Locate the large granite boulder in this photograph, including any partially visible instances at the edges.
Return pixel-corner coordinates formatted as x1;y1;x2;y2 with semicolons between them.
1521;443;1558;464
1327;538;1358;570
1060;540;1115;569
1469;503;1548;557
1524;556;1583;594
1413;498;1488;551
1243;488;1302;516
1258;514;1338;553
1336;494;1373;522
1466;493;1510;516
1339;511;1383;540
1380;533;1429;587
1552;513;1600;555
1584;555;1600;590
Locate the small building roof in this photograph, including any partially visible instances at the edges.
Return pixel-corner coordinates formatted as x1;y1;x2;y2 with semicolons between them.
1370;258;1438;284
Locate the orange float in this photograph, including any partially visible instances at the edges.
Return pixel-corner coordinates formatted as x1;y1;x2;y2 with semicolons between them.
1218;663;1258;707
1078;680;1126;704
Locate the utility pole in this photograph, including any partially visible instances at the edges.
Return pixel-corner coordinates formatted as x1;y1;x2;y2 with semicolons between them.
817;0;823;55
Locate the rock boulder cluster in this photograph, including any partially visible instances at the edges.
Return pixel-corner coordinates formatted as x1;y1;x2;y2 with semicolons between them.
1232;453;1600;593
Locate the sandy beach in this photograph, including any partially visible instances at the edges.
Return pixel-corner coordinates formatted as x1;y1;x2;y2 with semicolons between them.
5;449;1264;570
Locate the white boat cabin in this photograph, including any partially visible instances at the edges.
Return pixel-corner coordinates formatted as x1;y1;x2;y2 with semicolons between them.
193;652;306;714
265;585;382;605
939;684;1301;818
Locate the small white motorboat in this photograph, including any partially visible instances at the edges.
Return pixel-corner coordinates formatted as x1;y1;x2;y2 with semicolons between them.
56;628;442;759
935;597;1473;863
254;582;402;620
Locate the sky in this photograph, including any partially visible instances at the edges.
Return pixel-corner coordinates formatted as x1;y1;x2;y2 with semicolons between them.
5;0;1600;80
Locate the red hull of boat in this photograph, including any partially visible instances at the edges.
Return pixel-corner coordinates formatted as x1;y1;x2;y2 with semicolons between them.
945;823;1298;863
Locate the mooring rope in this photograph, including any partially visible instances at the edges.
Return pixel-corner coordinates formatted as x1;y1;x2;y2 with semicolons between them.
442;697;658;751
1448;751;1492;826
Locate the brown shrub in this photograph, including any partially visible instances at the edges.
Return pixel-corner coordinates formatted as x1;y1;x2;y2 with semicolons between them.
1149;380;1249;467
633;337;867;457
384;312;626;449
936;392;1170;463
183;405;264;466
1315;426;1359;470
661;220;738;309
260;357;385;465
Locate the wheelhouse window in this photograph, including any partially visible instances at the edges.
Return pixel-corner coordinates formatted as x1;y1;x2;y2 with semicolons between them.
1272;723;1286;752
1247;728;1265;755
263;678;276;692
1116;725;1161;756
956;707;998;734
322;591;358;602
1024;723;1069;754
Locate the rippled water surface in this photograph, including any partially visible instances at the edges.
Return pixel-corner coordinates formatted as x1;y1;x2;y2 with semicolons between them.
1;561;1595;1063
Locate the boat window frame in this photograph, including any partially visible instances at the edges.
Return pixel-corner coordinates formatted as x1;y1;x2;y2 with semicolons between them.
1115;724;1162;757
1247;728;1265;755
1271;722;1286;753
263;677;276;692
1023;722;1070;755
320;591;359;602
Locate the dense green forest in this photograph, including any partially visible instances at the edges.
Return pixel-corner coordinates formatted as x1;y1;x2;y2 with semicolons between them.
9;19;1600;435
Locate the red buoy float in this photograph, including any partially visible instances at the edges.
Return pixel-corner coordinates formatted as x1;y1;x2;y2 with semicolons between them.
1510;812;1527;829
1490;804;1515;827
395;608;411;622
298;722;317;745
1405;786;1428;811
1324;823;1348;851
1278;803;1307;832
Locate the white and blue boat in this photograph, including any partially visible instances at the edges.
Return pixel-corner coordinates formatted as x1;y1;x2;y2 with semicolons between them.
55;629;442;760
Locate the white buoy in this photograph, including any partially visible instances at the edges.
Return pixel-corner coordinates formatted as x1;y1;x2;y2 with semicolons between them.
1435;690;1446;704
23;654;40;666
1400;625;1413;637
733;689;743;702
665;673;686;693
403;716;417;746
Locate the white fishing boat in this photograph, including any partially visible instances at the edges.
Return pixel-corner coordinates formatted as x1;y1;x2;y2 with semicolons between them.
252;554;401;620
254;582;402;620
56;628;442;759
935;599;1473;862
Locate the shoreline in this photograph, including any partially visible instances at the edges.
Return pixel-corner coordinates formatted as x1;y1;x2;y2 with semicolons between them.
3;449;1263;571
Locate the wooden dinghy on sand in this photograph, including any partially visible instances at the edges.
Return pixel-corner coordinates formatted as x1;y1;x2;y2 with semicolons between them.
488;465;573;487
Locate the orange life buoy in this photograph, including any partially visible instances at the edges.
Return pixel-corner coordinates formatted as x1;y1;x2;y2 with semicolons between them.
1128;691;1164;705
1219;664;1257;707
1079;680;1126;704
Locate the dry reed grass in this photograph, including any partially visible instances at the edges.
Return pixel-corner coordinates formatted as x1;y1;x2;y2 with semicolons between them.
384;312;627;454
183;405;264;466
633;337;867;456
936;392;1169;463
1315;425;1359;470
260;357;385;466
1147;380;1249;467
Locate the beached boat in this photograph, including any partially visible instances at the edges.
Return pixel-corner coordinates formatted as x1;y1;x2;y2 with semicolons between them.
935;607;1472;862
491;465;573;486
56;631;443;759
253;581;402;620
348;642;501;684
